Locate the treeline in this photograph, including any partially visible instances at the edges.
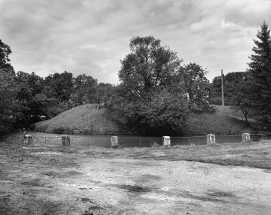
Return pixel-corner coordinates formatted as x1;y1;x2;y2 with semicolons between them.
15;72;114;125
0;36;212;135
1;21;271;134
0;41;115;133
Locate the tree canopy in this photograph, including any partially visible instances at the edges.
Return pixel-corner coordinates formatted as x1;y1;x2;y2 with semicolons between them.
0;39;12;70
0;40;19;133
0;69;20;133
180;63;210;110
119;36;181;98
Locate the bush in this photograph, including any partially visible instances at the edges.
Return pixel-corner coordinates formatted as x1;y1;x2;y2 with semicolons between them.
50;127;66;134
108;90;189;135
209;97;222;105
30;123;48;132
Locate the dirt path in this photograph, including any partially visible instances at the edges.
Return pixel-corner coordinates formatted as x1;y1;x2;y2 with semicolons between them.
61;157;271;215
1;142;271;215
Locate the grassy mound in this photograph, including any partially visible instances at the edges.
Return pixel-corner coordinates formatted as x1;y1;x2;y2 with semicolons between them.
32;104;128;135
32;104;258;136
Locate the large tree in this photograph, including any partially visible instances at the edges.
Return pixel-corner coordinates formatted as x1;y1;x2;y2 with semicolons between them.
71;74;97;106
209;75;223;104
44;71;73;102
119;36;181;99
247;22;271;129
108;36;189;135
0;40;19;133
180;63;210;110
0;39;12;70
95;83;115;106
225;72;250;124
0;69;20;133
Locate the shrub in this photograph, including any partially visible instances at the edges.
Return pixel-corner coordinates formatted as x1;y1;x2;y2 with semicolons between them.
209;97;222;105
50;127;65;134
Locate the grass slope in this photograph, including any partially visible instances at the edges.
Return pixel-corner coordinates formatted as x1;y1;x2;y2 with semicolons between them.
184;105;257;135
212;105;245;118
32;104;127;135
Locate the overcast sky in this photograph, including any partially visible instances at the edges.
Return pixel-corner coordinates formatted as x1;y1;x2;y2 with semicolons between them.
0;0;270;84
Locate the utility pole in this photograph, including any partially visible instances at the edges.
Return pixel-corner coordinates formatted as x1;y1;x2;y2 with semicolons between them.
221;69;224;106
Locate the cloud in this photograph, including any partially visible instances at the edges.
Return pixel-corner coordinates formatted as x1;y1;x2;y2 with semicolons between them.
0;0;269;83
224;0;270;27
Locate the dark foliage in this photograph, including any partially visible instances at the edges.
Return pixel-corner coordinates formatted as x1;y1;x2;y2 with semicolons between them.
247;22;271;129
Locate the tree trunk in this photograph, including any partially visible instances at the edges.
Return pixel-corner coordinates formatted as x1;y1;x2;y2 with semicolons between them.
245;114;248;125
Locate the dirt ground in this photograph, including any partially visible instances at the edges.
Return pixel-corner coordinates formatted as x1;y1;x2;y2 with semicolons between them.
1;132;271;215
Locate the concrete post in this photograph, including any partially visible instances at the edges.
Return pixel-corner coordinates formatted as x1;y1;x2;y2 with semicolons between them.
163;136;171;147
111;136;119;148
207;134;216;145
62;136;70;146
23;131;32;145
242;133;250;142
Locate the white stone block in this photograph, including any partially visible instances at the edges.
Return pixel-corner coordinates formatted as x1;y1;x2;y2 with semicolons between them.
207;134;215;145
111;136;119;148
163;136;171;147
242;133;250;142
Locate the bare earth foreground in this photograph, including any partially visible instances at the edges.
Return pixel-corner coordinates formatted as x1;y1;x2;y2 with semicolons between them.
1;132;271;215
